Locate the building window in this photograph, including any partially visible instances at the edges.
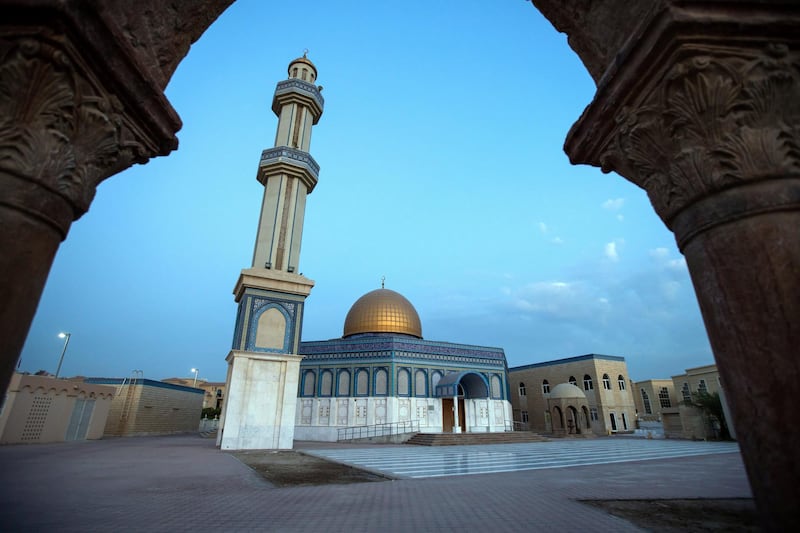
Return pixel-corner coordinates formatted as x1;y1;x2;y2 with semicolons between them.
641;389;652;414
397;368;410;396
521;411;529;423
491;375;502;398
622;412;628;430
583;374;593;391
618;375;626;390
320;370;333;397
356;369;369;396
415;369;427;397
518;382;526;396
698;379;708;394
568;376;576;386
301;370;316;397
602;374;611;390
658;387;671;408
590;407;598;421
431;371;442;393
337;370;351;397
374;368;388;396
681;382;691;402
542;380;550;394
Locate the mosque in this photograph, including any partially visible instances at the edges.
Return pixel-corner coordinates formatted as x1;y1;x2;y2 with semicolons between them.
295;285;512;441
216;54;513;449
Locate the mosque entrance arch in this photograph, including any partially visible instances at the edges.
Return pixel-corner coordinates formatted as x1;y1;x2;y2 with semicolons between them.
435;372;490;433
566;406;579;434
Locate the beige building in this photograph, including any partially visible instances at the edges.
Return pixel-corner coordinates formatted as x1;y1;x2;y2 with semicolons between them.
86;377;204;437
0;373;114;444
509;354;636;436
633;379;677;422
162;378;226;412
663;364;736;440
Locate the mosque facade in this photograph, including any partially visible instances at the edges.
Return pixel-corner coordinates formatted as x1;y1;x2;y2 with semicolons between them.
294;287;513;441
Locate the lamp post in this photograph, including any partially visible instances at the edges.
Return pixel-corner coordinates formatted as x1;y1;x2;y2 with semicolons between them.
191;368;199;387
55;332;71;378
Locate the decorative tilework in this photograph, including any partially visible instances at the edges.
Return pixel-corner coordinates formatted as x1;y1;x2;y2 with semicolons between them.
240;293;302;354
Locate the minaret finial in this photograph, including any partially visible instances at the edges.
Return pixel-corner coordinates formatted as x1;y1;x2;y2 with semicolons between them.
303;48;309;58
381;276;385;289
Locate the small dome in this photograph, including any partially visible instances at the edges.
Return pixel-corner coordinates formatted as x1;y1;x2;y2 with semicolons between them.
549;383;587;400
343;289;422;338
288;53;318;81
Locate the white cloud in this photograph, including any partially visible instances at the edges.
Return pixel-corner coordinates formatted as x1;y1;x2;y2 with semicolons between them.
605;241;619;261
602;198;625;210
616;214;624;222
551;236;564;245
649;247;687;271
538;222;548;234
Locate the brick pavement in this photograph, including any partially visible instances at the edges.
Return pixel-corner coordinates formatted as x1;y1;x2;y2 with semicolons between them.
0;435;752;532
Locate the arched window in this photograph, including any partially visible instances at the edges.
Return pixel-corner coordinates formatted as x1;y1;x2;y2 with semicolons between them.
397;368;410;396
491;375;502;398
414;369;427;397
320;370;333;397
431;371;442;392
542;379;550;394
618;375;626;390
602;374;611;390
356;369;369;396
301;370;316;397
583;374;593;391
374;368;388;396
698;379;708;394
337;369;350;397
658;387;671;408
568;376;577;386
681;382;691;402
518;382;526;396
641;389;652;414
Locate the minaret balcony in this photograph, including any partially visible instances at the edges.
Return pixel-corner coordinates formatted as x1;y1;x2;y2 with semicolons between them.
258;146;320;192
272;79;324;123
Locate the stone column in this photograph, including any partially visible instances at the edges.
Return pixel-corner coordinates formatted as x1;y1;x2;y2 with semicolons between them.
542;2;799;529
0;1;232;404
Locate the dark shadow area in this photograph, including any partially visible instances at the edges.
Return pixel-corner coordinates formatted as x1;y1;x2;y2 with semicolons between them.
582;498;759;532
231;450;390;487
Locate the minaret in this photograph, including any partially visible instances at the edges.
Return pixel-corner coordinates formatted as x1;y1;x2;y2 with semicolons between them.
218;54;324;450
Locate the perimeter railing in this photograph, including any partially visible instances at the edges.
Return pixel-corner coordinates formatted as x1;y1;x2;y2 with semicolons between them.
337;420;420;442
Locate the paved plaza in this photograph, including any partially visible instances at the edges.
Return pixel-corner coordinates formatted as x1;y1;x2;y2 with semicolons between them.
0;435;751;532
305;438;742;479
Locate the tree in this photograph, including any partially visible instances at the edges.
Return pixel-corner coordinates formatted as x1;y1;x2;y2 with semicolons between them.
687;391;730;440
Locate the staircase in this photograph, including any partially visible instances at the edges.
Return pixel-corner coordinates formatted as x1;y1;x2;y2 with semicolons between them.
405;432;549;446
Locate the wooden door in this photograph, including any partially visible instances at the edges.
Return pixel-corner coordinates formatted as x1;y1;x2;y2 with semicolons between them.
442;398;454;432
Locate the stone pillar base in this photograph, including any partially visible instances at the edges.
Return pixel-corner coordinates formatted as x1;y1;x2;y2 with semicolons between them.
217;350;302;450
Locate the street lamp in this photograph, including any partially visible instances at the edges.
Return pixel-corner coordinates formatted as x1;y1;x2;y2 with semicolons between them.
55;332;71;378
191;368;199;387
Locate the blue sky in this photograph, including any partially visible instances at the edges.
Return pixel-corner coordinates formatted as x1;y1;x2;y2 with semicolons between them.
19;0;714;383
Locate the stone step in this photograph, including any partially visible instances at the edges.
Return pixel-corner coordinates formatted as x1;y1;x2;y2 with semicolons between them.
405;432;549;446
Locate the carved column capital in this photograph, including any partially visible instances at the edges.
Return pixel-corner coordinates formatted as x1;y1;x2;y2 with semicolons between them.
0;13;182;238
565;2;800;249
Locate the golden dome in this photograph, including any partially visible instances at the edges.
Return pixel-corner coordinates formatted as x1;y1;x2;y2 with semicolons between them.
343;289;422;338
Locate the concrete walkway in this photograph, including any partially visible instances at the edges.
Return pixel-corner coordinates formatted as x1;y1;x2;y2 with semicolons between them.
0;435;751;532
